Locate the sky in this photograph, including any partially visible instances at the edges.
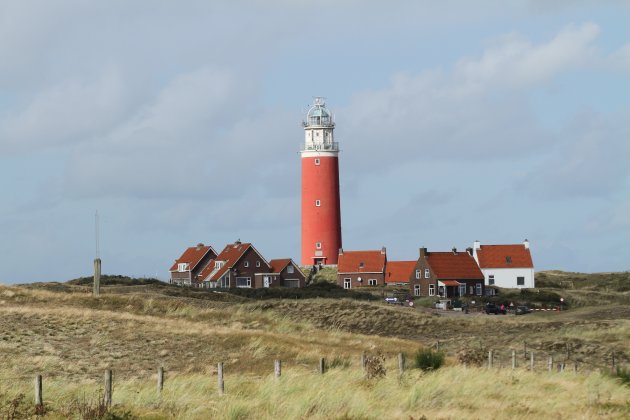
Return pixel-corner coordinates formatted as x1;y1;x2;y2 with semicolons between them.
1;0;629;283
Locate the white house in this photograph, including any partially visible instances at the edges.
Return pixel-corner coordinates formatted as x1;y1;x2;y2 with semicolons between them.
472;240;535;289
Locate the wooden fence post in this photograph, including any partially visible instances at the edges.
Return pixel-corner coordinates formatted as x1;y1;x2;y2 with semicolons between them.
574;362;578;373
530;352;534;371
436;341;441;352
319;358;326;374
361;352;366;371
548;356;553;372
611;352;616;374
104;370;112;407
35;375;43;409
523;341;527;360
275;360;281;378
512;350;516;369
565;343;570;360
157;367;164;393
217;362;224;395
488;350;493;369
398;353;405;375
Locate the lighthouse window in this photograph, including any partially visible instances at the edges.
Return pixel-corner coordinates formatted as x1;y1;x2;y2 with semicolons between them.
315;242;322;249
314;159;320;165
315;200;321;207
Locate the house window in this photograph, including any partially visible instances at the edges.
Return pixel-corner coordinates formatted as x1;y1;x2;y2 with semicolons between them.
359;262;365;268
459;284;466;296
215;261;224;269
429;284;435;296
414;284;420;296
469;286;474;295
316;242;322;249
517;276;525;286
424;269;430;278
489;275;495;285
415;269;420;279
314;158;320;165
476;283;482;296
256;261;261;267
287;265;294;274
220;275;229;288
343;278;351;289
315;200;321;207
368;279;377;286
177;263;187;272
284;279;299;288
236;277;251;288
244;261;249;268
505;256;512;264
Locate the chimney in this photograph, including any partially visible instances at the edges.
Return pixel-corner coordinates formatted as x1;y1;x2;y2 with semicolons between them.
473;240;481;250
466;247;473;256
196;243;204;249
452;247;457;255
338;248;343;256
234;239;241;247
523;239;530;249
381;246;386;255
419;247;427;258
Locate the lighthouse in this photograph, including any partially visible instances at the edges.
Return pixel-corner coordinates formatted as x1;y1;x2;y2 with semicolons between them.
300;97;342;266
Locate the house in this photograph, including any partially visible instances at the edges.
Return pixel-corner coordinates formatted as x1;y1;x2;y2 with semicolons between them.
199;240;305;289
472;240;535;289
384;261;416;286
169;243;217;286
410;247;485;298
337;247;387;289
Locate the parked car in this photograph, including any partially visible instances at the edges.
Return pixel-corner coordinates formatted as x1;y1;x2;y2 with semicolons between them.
515;305;532;315
485;303;506;315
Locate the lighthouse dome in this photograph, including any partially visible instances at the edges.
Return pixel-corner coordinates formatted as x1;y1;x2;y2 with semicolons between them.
306;97;333;126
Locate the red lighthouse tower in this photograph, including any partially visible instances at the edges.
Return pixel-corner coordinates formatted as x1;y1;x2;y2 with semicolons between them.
301;97;342;266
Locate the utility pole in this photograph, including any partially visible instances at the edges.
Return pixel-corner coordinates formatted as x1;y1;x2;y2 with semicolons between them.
94;211;101;297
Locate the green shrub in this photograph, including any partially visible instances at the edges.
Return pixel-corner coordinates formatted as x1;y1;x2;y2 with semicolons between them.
615;367;630;387
414;349;445;371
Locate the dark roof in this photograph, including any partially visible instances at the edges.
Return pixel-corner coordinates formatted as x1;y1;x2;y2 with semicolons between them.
476;244;534;268
426;252;484;280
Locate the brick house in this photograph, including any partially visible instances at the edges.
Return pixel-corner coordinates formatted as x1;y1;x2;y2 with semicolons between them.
337;248;387;289
472;240;535;289
169;243;217;286
410;247;485;298
199;241;304;289
384;260;416;286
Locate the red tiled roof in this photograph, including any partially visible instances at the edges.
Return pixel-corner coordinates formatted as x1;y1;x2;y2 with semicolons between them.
385;261;416;284
426;252;484;280
206;243;252;282
169;245;215;272
338;250;386;273
476;245;534;268
269;259;291;273
197;258;216;279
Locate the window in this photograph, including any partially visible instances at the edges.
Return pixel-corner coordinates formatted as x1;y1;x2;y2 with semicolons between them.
256;261;261;267
438;286;445;297
459;284;466;296
489;275;495;285
469;286;474;295
220;275;229;288
177;263;187;272
287;265;294;274
415;269;420;279
359;262;365;268
316;242;322;249
368;279;377;286
429;284;435;296
244;261;249;268
236;277;251;288
315;200;321;207
476;283;482;296
314;158;320;165
517;276;525;286
414;284;421;296
343;278;351;289
505;256;512;264
424;269;430;278
284;279;299;288
215;261;224;269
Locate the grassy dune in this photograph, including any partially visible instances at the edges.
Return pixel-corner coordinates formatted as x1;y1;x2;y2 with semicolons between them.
0;274;629;418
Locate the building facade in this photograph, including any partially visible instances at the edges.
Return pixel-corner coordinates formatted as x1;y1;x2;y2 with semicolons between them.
301;97;342;266
337;248;387;289
472;240;535;289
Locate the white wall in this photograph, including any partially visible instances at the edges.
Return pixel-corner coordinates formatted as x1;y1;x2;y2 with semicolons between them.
481;267;535;288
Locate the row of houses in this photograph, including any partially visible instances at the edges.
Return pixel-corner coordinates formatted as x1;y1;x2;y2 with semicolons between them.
337;240;534;298
169;240;306;288
169;239;534;299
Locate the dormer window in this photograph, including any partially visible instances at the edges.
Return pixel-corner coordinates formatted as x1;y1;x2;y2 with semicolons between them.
215;261;224;269
506;256;512;264
177;263;188;272
359;262;365;268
